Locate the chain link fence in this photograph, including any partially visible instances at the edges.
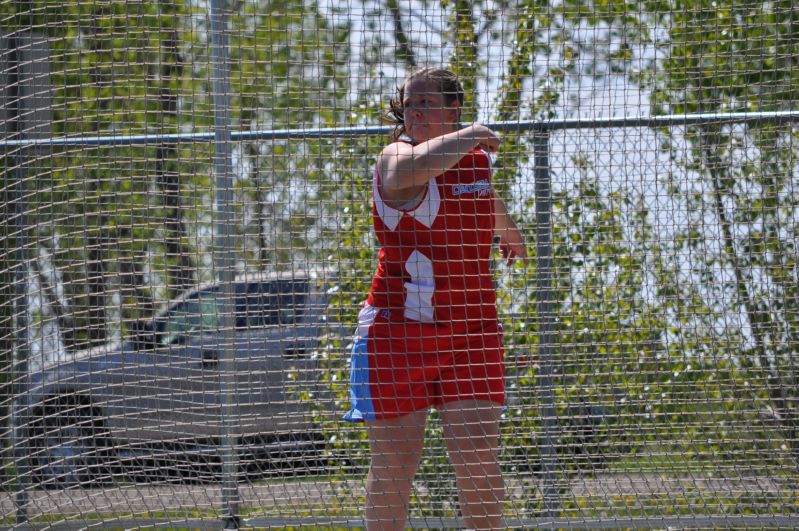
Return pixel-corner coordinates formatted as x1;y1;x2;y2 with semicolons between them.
1;1;798;528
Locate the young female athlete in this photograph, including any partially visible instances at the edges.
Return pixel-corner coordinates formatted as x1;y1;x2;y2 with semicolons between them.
345;67;528;530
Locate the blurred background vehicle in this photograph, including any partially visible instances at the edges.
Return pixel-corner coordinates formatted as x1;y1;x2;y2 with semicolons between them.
13;272;333;487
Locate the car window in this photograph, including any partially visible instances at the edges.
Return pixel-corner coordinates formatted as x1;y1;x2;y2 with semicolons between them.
152;279;311;345
237;280;308;328
159;290;221;346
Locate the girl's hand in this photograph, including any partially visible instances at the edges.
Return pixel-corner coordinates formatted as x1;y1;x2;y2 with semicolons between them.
494;197;528;266
497;227;528;266
466;123;500;153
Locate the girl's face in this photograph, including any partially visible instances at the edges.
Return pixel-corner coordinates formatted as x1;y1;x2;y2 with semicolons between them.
402;78;460;143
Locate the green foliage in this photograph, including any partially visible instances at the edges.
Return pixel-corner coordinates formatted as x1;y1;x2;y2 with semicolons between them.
0;0;352;348
0;1;204;348
647;0;799;459
651;0;799;115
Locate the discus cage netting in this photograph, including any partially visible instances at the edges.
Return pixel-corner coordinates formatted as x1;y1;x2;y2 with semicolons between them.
0;0;797;528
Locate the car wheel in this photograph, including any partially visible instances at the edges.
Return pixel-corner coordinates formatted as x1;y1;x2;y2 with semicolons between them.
30;398;110;488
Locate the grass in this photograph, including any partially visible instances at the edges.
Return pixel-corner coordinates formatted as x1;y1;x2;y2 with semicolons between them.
3;447;796;529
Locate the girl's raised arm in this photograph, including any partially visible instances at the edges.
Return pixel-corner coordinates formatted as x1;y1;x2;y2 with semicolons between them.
378;124;500;200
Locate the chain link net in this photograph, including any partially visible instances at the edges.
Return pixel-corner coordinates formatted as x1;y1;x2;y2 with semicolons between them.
0;0;797;528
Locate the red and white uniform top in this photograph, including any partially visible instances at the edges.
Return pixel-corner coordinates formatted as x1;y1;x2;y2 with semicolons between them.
366;140;498;333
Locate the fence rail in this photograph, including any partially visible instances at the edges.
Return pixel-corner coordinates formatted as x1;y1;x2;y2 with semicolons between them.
3;110;799;148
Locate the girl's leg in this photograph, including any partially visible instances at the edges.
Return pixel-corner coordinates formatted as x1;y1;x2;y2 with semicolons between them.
364;409;428;531
439;400;504;530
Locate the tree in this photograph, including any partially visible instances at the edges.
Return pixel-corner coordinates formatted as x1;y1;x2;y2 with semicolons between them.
154;0;196;298
224;0;350;271
0;1;200;352
649;0;799;462
0;0;352;354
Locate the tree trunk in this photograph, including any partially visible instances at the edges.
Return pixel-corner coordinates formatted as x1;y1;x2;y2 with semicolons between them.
387;0;416;68
700;127;796;454
156;24;195;297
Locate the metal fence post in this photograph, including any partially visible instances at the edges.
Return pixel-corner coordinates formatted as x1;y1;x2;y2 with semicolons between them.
2;30;53;525
3;33;30;526
208;1;240;528
533;128;560;517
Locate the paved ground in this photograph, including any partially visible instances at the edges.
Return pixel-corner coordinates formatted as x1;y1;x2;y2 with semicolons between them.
2;480;355;518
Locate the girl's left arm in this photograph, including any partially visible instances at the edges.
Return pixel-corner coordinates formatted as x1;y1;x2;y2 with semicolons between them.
494;196;528;266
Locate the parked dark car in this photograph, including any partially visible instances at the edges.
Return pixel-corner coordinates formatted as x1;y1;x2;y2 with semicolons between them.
13;272;333;487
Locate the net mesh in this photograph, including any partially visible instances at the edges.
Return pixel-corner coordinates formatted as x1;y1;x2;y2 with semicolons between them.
0;0;797;528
